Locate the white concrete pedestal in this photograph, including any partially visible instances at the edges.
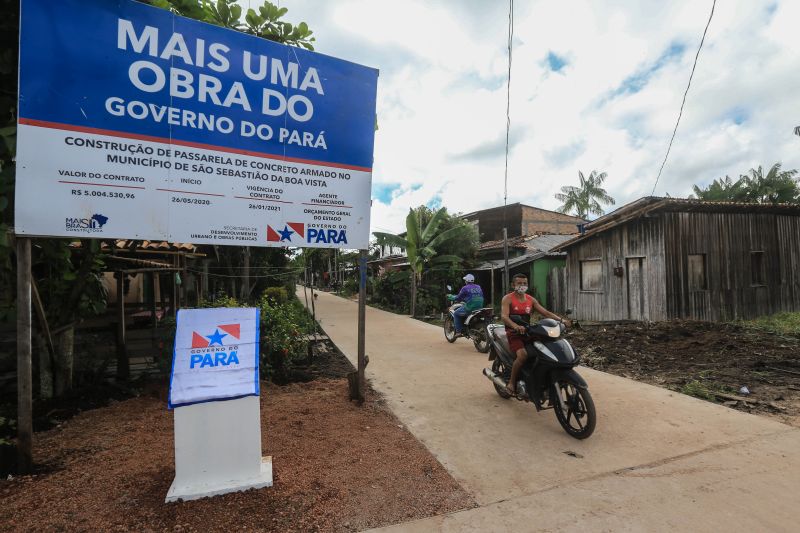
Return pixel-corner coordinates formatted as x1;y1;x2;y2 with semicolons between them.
166;395;273;502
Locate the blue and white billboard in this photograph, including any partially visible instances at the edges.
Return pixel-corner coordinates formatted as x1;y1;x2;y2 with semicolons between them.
15;0;378;248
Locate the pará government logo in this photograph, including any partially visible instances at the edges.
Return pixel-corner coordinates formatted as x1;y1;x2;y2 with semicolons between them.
189;323;241;369
266;222;348;244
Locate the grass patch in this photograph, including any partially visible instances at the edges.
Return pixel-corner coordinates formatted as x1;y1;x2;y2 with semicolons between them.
679;380;715;401
740;312;800;336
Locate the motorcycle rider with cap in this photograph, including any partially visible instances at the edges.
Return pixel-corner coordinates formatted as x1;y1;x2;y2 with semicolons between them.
452;273;485;336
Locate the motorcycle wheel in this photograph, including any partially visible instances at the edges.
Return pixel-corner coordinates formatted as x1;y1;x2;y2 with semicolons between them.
552;379;596;439
491;358;512;399
472;325;490;353
443;315;457;343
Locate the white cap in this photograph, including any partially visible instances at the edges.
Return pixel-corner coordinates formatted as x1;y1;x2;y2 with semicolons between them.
463;273;475;283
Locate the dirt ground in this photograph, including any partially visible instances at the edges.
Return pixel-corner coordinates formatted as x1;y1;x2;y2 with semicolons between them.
0;345;474;532
570;321;800;427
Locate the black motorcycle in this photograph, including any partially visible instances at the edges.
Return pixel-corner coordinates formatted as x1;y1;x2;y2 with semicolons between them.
443;295;493;353
482;311;596;439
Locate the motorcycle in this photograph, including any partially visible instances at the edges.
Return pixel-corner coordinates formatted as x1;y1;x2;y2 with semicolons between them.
443;287;493;353
481;311;596;439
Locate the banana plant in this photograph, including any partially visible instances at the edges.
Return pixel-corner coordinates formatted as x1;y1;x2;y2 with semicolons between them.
374;207;474;317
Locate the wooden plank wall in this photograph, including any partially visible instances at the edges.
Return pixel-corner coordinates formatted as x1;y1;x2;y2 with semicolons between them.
564;216;667;321
664;212;800;321
546;266;566;314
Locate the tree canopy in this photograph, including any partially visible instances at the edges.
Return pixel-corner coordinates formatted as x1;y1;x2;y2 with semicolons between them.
691;163;799;204
147;0;315;49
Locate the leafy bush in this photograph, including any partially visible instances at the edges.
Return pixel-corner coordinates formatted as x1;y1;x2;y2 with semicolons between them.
371;271;411;313
258;295;314;383
199;294;242;308
262;286;288;304
339;278;359;296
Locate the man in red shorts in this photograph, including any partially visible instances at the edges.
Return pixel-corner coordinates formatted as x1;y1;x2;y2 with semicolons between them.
501;273;571;396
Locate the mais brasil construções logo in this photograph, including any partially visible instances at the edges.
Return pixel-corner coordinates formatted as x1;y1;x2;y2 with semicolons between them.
65;213;108;233
189;323;241;369
266;222;348;244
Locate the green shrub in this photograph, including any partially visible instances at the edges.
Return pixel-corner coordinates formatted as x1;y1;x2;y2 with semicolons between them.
199;294;242;308
258;295;315;383
340;278;359;296
679;380;714;401
262;286;288;304
372;271;411;313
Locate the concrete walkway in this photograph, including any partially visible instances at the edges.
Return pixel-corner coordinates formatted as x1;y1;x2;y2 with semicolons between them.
299;288;800;532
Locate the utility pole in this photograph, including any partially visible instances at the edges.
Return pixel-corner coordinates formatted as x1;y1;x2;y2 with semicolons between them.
502;227;509;295
16;237;33;473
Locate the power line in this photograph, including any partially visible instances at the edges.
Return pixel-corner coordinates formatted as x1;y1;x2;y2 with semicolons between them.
651;0;716;195
502;0;514;295
503;0;514;206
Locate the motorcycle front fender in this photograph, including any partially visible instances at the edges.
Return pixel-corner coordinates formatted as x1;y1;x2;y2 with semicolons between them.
549;367;588;389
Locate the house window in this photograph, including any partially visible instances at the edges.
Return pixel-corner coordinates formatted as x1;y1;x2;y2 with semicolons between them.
688;254;707;291
751;251;765;285
580;259;602;291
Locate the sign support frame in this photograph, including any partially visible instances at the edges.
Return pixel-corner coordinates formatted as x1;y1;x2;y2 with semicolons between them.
16;236;33;473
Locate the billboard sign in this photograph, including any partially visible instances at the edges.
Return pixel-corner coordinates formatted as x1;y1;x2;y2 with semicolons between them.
16;0;378;249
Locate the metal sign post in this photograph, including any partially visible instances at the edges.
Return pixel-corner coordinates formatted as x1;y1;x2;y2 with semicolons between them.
357;249;368;401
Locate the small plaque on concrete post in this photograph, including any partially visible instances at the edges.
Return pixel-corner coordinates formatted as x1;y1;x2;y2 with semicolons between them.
166;307;272;502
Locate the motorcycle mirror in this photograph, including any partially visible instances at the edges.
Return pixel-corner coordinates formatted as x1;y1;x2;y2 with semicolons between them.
447;285;452;291
565;308;573;316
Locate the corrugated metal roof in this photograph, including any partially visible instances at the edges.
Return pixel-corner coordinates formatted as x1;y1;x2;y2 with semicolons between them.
524;234;575;252
472;251;547;271
556;196;800;251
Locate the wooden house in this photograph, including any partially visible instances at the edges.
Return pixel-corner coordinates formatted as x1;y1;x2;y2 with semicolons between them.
554;197;800;322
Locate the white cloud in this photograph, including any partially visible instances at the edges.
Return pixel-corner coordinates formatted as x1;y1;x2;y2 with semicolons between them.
276;0;800;233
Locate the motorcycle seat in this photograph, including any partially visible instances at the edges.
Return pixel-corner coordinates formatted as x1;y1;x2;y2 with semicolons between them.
489;325;515;359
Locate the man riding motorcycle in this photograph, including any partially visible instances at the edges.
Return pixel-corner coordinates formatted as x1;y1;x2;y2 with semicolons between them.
502;273;570;395
451;273;484;336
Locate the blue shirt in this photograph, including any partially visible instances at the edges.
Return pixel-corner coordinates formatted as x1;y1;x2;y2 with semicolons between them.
456;283;485;311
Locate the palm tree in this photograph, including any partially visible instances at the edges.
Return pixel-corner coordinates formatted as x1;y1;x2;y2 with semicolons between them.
555;170;615;219
739;163;799;204
373;207;474;317
691;175;744;201
691;163;799;204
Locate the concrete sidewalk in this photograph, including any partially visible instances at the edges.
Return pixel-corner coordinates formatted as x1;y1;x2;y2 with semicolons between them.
299;288;800;532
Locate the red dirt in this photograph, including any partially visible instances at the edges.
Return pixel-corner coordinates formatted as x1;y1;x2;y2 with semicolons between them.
0;379;474;532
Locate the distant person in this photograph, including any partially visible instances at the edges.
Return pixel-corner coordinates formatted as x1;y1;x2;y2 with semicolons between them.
453;274;484;335
502;273;570;395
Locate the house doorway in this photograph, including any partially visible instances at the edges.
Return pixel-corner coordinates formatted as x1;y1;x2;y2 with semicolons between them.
626;257;647;320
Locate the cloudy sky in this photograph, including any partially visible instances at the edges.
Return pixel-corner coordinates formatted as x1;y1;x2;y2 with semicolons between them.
263;0;799;233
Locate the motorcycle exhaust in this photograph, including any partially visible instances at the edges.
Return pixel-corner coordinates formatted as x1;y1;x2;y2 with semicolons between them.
482;367;508;390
